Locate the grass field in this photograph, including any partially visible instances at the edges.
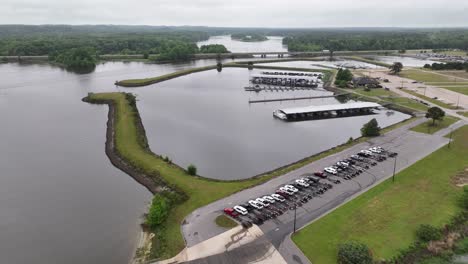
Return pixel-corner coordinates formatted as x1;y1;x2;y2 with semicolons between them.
292;125;468;264
384;97;429;112
85;92;406;260
402;89;459;109
440;86;468;96
401;69;456;83
215;215;238;228
458;112;468;117
410;116;459;134
353;87;397;97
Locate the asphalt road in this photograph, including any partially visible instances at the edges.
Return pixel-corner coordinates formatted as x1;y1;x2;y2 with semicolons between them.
180;118;466;264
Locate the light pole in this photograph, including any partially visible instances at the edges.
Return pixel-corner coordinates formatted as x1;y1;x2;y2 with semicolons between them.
293;203;297;233
448;128;454;149
392;156;397;183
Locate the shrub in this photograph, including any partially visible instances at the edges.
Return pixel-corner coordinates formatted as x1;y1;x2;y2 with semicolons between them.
416;224;442;242
337;241;373;264
143;52;149;59
454;237;468;254
146;194;170;229
361;118;381;137
459;186;468;210
187;164;197;176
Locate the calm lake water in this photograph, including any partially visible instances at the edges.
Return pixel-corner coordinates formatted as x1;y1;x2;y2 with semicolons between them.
0;51;409;263
197;35;287;53
256;59;384;70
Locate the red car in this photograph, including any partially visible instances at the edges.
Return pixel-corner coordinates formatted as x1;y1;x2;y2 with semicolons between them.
314;171;327;178
275;190;290;198
224;208;239;218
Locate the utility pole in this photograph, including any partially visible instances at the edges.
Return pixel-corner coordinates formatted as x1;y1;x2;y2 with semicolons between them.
448;128;453;149
392;156;397;183
456;95;460;109
293;203;297;233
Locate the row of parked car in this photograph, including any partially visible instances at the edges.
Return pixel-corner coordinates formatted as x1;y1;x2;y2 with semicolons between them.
223;146;397;228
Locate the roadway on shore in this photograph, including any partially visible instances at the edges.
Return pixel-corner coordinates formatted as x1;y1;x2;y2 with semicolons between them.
160;117;466;264
368;70;468;120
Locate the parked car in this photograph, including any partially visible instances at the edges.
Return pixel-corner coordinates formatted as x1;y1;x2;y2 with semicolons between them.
233;205;248;215
324;167;337;175
278;187;295;196
284;184;299;193
388;151;398;157
306;176;321;183
255;198;270;207
369;147;382;154
271;193;286;202
276;190;290;197
262;195;276;204
314;171;327;178
248;200;263;209
295;179;310;187
224;208;239;218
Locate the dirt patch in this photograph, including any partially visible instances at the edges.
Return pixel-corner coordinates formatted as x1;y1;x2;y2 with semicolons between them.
427;232;461;254
452;168;468;187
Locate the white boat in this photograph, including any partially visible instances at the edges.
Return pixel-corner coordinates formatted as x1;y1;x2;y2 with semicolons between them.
273;110;287;120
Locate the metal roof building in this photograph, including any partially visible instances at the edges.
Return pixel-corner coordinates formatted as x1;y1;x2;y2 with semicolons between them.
274;102;381;121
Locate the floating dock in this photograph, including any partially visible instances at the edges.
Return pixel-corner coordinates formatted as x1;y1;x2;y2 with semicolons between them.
250;74;320;88
249;93;350;104
273;102;381;121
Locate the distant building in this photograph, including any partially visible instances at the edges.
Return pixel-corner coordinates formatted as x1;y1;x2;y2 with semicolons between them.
352;77;381;88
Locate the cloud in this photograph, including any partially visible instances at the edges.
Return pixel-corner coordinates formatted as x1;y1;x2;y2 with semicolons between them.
1;0;467;27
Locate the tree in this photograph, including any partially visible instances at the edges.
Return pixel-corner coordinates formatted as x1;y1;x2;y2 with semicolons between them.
361;118;381;137
425;107;445;125
389;62;403;75
337;241;373;264
459;186;468;209
187;164;197;175
146;194;169;229
335;68;353;87
416;224;442;242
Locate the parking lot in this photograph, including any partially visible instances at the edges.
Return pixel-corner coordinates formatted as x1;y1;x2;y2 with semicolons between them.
223;146;397;228
180;118;464;264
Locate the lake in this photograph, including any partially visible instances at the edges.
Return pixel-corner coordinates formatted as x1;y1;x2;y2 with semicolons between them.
0;53;409;263
197;35;287;53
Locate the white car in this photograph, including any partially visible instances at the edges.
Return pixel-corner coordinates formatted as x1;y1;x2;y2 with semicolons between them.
248;200;263;209
256;198;270;207
284;184;299;193
360;150;373;156
262;195;276;204
337;161;349;167
369;147;382;154
324;167;337;175
233;205;248;215
279;187;295;195
295;179;310;187
271;194;285;202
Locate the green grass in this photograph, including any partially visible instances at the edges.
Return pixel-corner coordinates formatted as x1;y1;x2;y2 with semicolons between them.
85;92;398;260
402;89;459;110
353;87;397;97
457;111;468;117
215;215;238;228
410;116;460;134
385;97;430;112
116;61;332;87
342;56;392;67
292;125;468;264
440;86;468;96
401;70;456;83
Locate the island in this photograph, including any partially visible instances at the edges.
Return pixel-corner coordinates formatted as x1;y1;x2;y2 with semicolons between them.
231;33;268;42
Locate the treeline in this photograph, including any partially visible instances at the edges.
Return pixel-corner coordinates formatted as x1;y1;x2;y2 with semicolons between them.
199;44;229;53
231;33;268;42
0;33;209;56
283;30;468;52
49;47;97;72
424;62;468;71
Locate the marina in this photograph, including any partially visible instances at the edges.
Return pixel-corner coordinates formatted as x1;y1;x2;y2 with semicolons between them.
273;102;381;121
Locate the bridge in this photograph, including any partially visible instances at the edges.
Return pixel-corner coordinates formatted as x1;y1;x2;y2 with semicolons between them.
195;49;398;59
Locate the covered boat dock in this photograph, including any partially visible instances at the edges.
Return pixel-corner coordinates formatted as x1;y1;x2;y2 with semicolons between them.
273;102;381;121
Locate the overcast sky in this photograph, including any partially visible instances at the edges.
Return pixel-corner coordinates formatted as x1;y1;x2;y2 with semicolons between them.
1;0;468;27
